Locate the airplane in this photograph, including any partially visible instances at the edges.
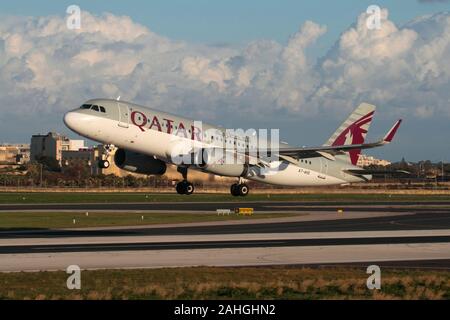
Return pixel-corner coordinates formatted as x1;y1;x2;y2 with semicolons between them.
64;99;402;196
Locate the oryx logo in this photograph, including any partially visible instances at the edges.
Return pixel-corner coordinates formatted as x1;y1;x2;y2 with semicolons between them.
332;111;374;165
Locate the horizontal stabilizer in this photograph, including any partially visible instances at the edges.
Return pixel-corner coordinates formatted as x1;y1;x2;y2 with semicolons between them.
344;169;410;176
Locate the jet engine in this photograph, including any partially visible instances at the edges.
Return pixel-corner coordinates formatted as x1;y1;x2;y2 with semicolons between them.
196;148;248;177
114;149;167;175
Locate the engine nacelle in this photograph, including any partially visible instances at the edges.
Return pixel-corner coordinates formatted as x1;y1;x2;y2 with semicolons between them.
197;148;247;177
114;149;167;175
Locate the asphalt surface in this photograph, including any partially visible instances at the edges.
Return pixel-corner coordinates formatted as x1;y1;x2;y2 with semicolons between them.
1;200;450;212
1;200;449;270
1;211;449;239
2;236;450;255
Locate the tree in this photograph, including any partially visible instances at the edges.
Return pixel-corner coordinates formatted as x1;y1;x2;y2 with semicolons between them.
63;160;91;182
36;156;60;172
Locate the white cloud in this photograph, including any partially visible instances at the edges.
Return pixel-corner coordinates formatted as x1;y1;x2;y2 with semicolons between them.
316;10;450;118
0;8;449;130
181;56;232;91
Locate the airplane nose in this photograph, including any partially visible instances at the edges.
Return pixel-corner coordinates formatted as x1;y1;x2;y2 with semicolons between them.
64;110;96;136
63;111;78;131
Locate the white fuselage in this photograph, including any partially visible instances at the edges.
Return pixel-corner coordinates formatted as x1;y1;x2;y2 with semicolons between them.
64;99;366;187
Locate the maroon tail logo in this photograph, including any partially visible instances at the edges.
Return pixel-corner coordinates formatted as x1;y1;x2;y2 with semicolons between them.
332;112;374;165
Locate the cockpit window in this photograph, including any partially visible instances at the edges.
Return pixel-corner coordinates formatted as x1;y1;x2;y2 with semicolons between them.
80;103;106;113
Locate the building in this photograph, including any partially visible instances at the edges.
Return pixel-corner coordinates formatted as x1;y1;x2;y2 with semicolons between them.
62;145;123;176
357;154;391;167
0;144;30;165
30;132;85;165
62;139;85;152
62;147;100;175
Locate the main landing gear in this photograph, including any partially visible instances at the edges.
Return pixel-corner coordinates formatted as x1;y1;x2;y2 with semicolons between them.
176;167;195;195
98;144;114;169
230;178;249;197
176;180;195;195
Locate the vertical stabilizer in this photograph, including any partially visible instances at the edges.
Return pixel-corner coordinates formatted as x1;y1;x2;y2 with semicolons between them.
324;103;376;165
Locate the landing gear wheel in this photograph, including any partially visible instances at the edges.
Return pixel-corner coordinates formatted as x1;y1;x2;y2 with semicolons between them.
176;181;194;195
98;160;110;169
185;182;194;195
230;183;249;196
230;184;240;197
99;144;114;169
176;182;184;195
238;184;249;197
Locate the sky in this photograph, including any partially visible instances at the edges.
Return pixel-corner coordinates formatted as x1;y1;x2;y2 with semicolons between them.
0;0;449;162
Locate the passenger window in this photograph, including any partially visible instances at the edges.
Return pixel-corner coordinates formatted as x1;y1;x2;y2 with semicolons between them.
91;105;99;112
100;106;106;113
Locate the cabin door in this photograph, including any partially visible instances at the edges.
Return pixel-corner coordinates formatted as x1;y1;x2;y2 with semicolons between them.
117;102;129;128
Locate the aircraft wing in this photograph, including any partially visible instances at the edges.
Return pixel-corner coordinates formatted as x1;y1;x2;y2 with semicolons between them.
277;120;402;160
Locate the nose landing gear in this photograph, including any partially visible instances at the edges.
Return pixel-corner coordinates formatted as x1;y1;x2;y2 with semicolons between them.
98;159;110;169
98;144;114;169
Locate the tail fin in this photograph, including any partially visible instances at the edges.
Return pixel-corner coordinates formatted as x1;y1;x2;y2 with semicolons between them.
324;103;376;165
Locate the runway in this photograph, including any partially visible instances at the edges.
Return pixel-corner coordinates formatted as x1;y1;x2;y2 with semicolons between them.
1;200;450;213
2;234;450;254
1;211;449;238
0;200;449;271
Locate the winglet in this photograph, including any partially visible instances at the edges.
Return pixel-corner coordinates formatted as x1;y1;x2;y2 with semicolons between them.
383;119;402;143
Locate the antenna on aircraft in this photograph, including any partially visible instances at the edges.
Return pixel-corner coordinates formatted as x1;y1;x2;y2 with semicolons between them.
116;96;121;101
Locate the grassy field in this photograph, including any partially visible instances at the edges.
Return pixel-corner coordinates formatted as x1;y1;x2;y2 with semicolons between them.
0;211;298;229
1;192;450;204
0;266;449;300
